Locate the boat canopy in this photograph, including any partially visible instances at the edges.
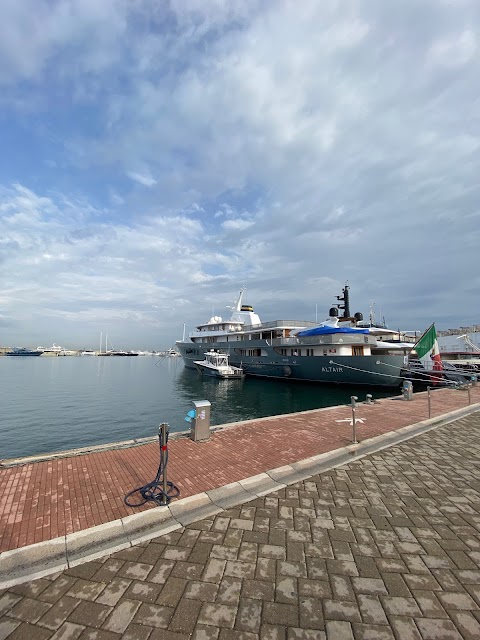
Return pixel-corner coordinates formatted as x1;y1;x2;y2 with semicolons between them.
296;326;369;337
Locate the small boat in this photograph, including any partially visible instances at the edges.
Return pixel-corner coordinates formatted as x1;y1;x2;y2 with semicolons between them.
5;348;43;356
194;350;245;379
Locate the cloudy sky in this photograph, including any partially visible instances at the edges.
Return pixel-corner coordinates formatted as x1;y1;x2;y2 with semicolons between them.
1;0;479;350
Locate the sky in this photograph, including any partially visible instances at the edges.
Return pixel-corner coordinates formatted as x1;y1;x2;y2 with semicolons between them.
1;0;479;350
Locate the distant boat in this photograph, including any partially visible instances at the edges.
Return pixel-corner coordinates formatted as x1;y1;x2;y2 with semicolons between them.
80;350;96;356
5;348;43;356
194;350;245;379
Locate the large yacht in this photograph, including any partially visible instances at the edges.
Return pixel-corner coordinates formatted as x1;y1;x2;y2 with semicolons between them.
176;286;413;388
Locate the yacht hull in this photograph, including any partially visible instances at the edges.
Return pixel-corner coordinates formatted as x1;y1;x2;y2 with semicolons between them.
177;341;404;388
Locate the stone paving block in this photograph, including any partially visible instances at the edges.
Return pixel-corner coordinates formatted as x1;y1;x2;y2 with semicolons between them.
325;620;354;640
36;595;80;630
413;590;449;618
95;577;130;606
415;618;463;640
156;576;187;606
123;580;163;603
132;602;174;628
67;600;112;628
216;578;242;606
357;594;389;625
323;599;361;623
241;580;274;601
381;572;412;597
299;597;323;630
449;610;480;640
197;603;237;629
437;591;479;610
168;598;204;635
191;625;220;639
4;621;52;640
184;581;219;602
49;621;85;640
8;597;52;624
0;618;21;640
262;602;299;627
388;616;422;640
235;598;262;632
0;593;22;616
102;599;141;633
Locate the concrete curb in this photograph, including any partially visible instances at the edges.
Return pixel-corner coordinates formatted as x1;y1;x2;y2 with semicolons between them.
1;402;479;589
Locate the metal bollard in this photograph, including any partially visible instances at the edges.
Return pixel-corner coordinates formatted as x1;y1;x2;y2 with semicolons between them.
402;380;413;401
351;396;358;444
471;376;477;387
427;386;431;418
366;394;373;405
160;423;169;505
468;385;471;405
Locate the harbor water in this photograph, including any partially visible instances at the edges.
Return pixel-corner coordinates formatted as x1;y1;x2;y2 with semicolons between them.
0;356;397;460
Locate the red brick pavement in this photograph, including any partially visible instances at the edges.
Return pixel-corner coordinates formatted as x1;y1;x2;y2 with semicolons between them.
1;386;479;552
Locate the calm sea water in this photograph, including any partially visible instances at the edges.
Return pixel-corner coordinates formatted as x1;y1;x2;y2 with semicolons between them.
0;356;396;460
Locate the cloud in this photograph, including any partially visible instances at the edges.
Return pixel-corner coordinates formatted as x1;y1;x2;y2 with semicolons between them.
0;1;480;347
126;171;158;187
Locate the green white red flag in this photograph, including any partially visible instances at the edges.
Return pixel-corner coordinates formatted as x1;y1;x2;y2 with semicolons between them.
414;323;443;371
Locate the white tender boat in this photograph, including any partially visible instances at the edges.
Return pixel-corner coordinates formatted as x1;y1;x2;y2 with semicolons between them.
194;350;245;379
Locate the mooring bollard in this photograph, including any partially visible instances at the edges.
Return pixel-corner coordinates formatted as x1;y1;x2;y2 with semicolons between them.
468;385;471;405
427;386;431;418
366;394;373;405
351;396;358;444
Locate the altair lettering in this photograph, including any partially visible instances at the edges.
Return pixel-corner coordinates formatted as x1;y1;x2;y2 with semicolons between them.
321;366;343;373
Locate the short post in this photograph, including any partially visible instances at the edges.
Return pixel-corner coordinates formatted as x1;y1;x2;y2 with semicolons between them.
366;394;373;405
471;375;477;387
427;386;431;418
351;396;358;444
468;385;471;405
190;400;212;441
160;422;169;505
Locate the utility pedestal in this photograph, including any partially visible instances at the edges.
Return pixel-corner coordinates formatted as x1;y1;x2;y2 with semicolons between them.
402;380;413;401
190;400;212;441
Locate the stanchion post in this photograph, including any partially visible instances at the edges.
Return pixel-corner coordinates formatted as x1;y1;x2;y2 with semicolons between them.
160;422;168;505
427;387;431;418
468;385;471;405
351;396;358;444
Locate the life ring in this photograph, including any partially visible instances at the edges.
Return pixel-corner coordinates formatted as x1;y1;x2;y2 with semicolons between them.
283;366;292;377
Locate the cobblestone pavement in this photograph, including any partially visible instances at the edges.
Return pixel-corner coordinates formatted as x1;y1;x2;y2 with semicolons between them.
2;411;480;640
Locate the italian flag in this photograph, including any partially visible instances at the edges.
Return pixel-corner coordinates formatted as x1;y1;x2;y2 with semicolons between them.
415;323;443;371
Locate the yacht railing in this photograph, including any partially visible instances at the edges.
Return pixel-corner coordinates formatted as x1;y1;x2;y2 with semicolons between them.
272;334;377;346
242;320;319;332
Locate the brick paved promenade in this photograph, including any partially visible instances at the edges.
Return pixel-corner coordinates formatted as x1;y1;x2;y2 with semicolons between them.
1;387;479;553
1;395;480;638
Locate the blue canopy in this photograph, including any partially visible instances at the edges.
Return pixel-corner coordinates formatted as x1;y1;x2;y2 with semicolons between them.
296;326;369;337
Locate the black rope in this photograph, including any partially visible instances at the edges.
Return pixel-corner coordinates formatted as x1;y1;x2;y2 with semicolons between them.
124;426;180;507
